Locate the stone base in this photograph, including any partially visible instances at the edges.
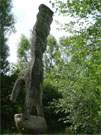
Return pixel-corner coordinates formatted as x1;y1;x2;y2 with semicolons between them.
14;114;47;134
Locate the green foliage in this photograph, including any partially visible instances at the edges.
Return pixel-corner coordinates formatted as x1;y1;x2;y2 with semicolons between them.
54;22;101;133
0;0;14;74
1;74;18;133
56;61;101;133
44;35;61;72
48;0;101;133
43;81;64;131
44;31;101;133
17;35;31;70
0;0;15;133
51;0;100;17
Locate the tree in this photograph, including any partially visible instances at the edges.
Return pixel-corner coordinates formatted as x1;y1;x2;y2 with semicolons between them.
0;0;14;75
0;1;14;132
56;34;101;134
50;0;100;35
44;35;61;72
48;0;101;133
17;35;31;71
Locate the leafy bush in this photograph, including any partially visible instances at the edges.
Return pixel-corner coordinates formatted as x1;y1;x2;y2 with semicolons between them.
43;82;65;132
1;74;18;133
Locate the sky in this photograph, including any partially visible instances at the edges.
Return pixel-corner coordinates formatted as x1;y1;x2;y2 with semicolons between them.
8;0;69;63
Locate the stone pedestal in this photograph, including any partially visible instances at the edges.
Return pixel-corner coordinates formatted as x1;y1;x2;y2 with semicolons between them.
14;114;47;134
